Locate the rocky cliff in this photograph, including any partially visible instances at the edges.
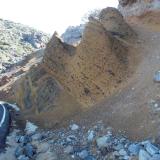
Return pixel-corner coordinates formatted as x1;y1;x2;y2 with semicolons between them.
12;7;137;127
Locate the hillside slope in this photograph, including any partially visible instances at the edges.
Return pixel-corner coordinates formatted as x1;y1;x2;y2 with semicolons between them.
0;19;50;73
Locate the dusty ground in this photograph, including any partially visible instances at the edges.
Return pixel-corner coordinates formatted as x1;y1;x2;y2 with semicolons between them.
0;21;160;141
71;23;160;141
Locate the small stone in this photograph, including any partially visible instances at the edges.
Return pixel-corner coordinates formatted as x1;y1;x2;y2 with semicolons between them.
84;155;96;160
70;124;79;131
154;71;160;83
36;151;58;160
123;155;130;160
128;143;140;155
66;135;77;142
24;143;36;158
31;133;42;141
114;143;124;151
150;154;160;160
119;149;128;156
96;136;111;148
17;155;29;160
78;150;89;159
87;130;94;142
64;146;74;154
146;143;159;155
18;135;31;145
25;121;38;135
139;149;151;160
37;142;49;153
15;146;24;158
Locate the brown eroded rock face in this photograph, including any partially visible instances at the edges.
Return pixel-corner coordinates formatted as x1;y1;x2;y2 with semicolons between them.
12;7;137;127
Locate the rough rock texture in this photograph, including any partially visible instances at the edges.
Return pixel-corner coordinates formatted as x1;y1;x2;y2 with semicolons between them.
13;7;136;127
118;0;160;17
99;7;135;39
0;19;50;73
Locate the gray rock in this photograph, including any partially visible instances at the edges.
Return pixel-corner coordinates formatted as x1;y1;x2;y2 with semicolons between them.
84;155;96;160
64;146;74;154
87;130;94;142
150;154;160;160
31;133;42;141
154;71;160;83
24;143;36;158
114;143;124;151
139;149;151;160
37;142;50;153
17;155;29;160
128;143;140;155
70;124;79;131
146;143;159;156
17;135;31;145
15;146;24;157
78;150;89;159
119;149;128;156
96;135;111;148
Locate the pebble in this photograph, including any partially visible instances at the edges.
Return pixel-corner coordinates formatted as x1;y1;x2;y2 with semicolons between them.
15;146;24;158
87;130;94;142
78;150;89;159
64;146;74;154
96;135;111;148
150;154;160;160
17;155;29;160
128;143;140;155
70;124;79;131
119;149;128;156
154;71;160;83
139;149;151;160
24;143;36;158
145;142;159;155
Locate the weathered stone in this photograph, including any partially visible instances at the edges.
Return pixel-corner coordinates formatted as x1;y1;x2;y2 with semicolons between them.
15;146;24;158
24;143;36;158
64;146;74;154
150;154;160;160
154;71;160;83
70;124;79;131
78;150;89;159
145;142;159;156
87;130;94;142
96;136;111;148
139;149;151;160
17;155;29;160
128;143;140;155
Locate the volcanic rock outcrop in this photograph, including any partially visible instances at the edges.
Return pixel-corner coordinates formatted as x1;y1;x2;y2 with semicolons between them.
13;7;137;127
